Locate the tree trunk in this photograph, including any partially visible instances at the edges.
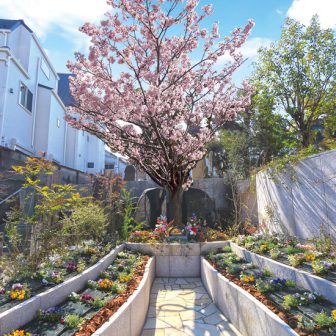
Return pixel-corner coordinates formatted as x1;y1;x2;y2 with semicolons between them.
166;186;184;229
302;130;310;148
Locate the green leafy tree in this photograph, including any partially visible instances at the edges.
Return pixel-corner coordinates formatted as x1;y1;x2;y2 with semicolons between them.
5;157;87;271
253;15;336;147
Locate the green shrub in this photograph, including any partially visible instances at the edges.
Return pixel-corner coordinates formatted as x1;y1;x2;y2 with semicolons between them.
270;248;281;260
313;311;334;328
62;202;107;244
312;260;326;274
288;254;304;267
283;294;300;309
64;314;85;329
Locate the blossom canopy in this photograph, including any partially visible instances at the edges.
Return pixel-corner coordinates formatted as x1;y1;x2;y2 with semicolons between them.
67;0;254;224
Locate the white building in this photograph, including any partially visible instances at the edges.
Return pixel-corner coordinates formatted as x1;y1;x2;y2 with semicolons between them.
0;19;105;174
105;150;128;178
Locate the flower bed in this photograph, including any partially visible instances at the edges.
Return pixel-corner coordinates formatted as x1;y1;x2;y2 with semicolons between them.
0;244;124;335
8;250;150;336
0;243;115;315
234;235;336;282
205;246;336;335
128;214;228;243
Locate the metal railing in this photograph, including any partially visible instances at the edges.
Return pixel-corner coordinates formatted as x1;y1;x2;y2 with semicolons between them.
0;188;21;207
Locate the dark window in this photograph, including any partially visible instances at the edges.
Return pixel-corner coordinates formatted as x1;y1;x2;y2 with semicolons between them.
27;90;33;111
19;82;33;112
87;162;94;168
105;164;115;170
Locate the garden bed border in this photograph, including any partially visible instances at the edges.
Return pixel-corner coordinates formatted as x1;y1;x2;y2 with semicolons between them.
92;257;155;336
0;244;125;335
125;241;228;277
201;257;298;336
229;241;336;305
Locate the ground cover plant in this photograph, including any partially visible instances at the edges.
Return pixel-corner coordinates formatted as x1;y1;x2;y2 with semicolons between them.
10;250;149;336
206;247;336;335
234;234;336;283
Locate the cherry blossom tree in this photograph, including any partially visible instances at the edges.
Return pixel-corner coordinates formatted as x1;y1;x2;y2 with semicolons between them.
67;0;254;227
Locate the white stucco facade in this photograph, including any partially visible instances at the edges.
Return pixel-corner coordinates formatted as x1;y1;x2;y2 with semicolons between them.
0;20;105;174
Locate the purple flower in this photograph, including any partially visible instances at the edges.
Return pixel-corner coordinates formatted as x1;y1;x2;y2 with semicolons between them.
66;261;77;272
0;288;5;295
11;283;23;291
42;279;49;285
323;261;333;269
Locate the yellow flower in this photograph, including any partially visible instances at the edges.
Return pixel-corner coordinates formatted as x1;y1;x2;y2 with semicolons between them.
305;253;315;262
5;330;30;336
10;290;26;301
119;274;131;283
241;274;255;283
259;244;268;253
98;278;113;289
10;292;17;300
332;309;336;321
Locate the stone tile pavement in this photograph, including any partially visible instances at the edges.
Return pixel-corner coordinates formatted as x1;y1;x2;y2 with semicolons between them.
141;278;241;336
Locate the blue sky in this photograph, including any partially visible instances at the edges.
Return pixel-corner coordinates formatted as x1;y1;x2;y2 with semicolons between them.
0;0;335;82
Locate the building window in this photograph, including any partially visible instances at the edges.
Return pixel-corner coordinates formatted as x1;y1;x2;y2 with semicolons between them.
87;162;94;168
56;119;61;128
40;58;50;79
19;82;33;112
87;135;89;142
105;164;115;170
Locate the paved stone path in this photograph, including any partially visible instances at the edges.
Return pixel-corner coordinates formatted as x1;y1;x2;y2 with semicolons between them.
141;278;241;336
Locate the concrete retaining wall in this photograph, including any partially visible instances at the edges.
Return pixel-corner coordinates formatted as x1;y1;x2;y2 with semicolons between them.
201;258;298;336
125;178;231;225
125;242;229;277
93;257;155;336
230;242;336;305
0;244;125;335
256;149;336;240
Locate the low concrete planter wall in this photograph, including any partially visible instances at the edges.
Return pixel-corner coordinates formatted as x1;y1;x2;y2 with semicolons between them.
201;258;298;336
93;257;155;336
125;242;228;277
230;242;336;305
0;244;125;335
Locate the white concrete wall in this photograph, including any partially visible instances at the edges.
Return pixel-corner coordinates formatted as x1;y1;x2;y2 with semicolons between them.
1;58;34;152
7;25;31;71
47;93;67;164
64;124;77;169
86;134;105;174
0;32;7;46
256;150;336;240
34;86;51;155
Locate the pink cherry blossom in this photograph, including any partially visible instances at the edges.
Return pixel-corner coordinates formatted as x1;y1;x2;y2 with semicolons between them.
67;0;254;225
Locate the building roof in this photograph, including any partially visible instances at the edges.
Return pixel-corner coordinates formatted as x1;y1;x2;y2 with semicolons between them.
0;19;33;33
57;73;77;107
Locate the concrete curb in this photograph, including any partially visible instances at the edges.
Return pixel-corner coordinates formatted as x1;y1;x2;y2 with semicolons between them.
93;257;155;336
230;242;336;304
0;244;125;335
125;242;229;277
201;257;298;336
